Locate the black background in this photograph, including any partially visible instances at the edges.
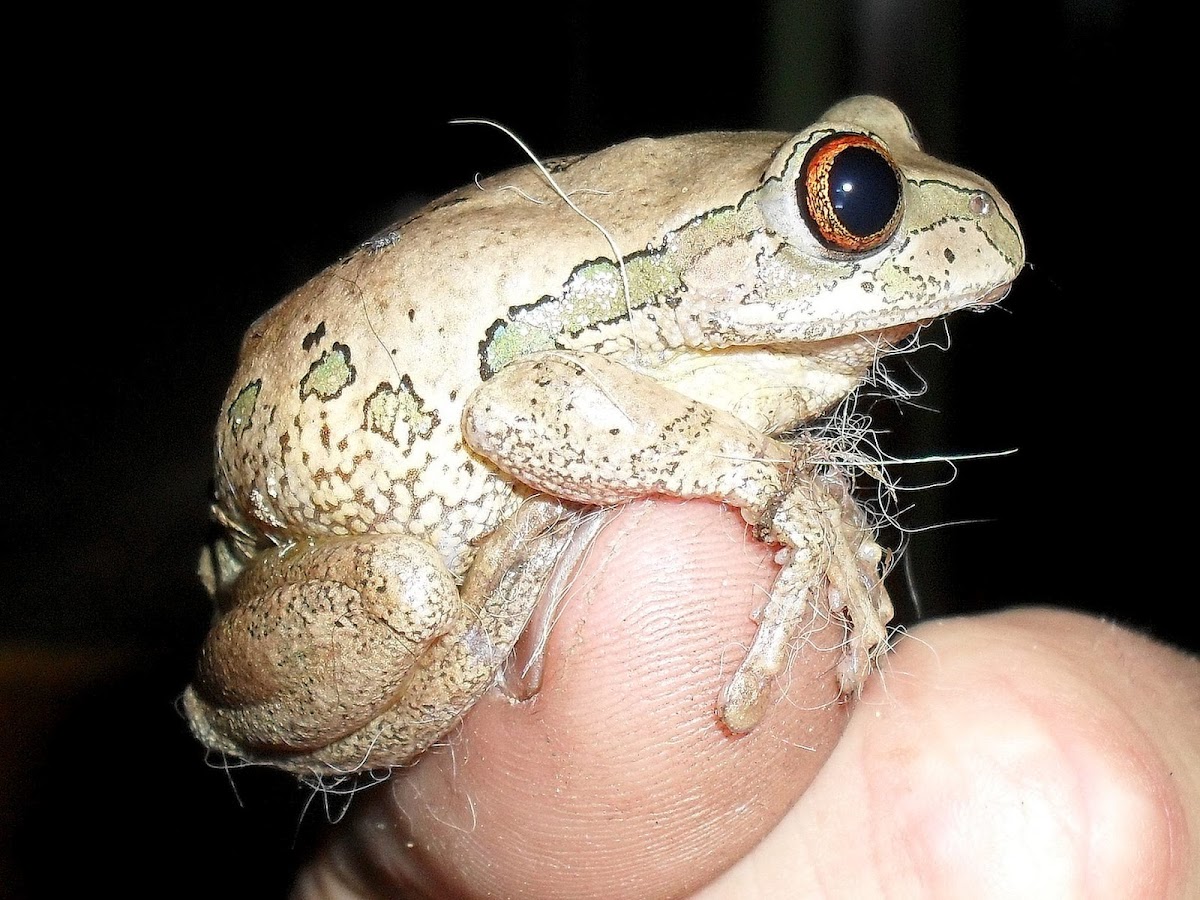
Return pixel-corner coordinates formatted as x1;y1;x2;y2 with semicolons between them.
4;2;1168;896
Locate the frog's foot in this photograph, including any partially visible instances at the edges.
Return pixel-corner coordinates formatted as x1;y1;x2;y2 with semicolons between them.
718;466;893;732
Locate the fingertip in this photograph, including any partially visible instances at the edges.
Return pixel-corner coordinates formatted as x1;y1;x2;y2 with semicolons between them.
317;499;855;899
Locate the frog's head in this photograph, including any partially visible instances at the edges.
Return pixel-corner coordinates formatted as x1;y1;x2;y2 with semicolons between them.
700;96;1025;348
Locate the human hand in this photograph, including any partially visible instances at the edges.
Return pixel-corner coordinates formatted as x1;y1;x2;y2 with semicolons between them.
294;500;1199;899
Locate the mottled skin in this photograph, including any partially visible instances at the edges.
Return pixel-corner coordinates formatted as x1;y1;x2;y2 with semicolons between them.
184;97;1024;775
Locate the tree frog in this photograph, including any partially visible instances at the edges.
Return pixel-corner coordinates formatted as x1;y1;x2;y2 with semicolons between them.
183;96;1024;776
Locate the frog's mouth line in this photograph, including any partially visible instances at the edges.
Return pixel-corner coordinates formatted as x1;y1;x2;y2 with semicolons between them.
793;281;1013;347
871;281;1014;332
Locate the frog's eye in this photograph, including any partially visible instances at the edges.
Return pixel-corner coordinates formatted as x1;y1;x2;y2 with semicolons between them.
798;133;903;254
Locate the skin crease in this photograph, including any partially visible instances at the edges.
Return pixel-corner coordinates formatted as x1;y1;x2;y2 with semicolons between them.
293;500;1200;899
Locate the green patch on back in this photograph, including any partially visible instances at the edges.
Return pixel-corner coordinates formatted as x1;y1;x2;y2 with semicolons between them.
477;206;744;379
227;380;261;435
363;376;440;451
300;343;356;401
480;319;558;380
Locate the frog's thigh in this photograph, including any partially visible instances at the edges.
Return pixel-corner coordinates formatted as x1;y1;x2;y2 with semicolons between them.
463;350;785;512
185;501;570;774
184;534;461;767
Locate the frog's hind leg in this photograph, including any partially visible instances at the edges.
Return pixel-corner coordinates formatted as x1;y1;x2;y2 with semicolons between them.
299;496;579;774
464;350;895;734
184;497;578;775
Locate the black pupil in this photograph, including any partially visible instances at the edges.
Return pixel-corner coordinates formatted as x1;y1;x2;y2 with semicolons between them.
828;146;900;237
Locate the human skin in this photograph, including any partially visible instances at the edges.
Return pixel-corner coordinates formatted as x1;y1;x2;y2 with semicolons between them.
294;500;1199;899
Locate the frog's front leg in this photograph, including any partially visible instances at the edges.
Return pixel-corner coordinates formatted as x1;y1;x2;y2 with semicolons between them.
724;466;894;729
183;497;573;774
464;351;893;733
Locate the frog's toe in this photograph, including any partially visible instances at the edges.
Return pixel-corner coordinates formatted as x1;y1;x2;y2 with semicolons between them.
824;491;895;694
718;668;772;733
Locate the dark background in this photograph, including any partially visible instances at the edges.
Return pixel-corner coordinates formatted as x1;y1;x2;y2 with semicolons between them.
4;2;1163;896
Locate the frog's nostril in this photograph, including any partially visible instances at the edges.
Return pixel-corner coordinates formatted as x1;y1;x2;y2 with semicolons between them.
968;191;993;217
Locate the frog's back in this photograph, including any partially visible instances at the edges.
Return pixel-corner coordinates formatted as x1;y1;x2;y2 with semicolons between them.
214;131;789;572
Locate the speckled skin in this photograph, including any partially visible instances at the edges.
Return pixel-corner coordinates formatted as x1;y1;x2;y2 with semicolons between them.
183;97;1024;775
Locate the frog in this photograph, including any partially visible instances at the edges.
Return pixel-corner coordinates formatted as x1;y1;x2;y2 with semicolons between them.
182;95;1024;776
